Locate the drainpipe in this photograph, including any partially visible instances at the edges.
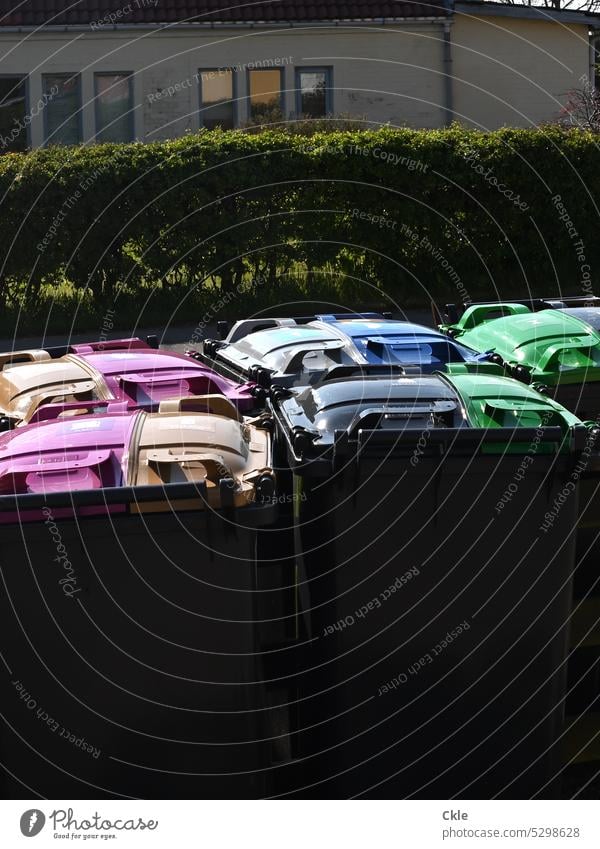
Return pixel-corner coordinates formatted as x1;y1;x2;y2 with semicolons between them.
442;18;454;126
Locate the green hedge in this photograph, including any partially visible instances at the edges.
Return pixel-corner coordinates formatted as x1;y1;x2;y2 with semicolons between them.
0;125;598;333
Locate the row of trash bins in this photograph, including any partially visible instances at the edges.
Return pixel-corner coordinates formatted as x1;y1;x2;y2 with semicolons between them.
1;301;600;799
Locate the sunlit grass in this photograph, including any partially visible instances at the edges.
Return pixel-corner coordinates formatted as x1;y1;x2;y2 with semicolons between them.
1;265;379;336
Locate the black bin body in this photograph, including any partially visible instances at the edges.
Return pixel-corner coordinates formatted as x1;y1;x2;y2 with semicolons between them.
550;383;600;423
0;487;295;799
271;408;581;799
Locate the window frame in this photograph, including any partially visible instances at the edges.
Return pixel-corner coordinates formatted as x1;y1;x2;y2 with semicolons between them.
198;67;237;130
42;73;83;147
246;66;285;123
94;71;134;143
295;66;333;118
0;74;30;152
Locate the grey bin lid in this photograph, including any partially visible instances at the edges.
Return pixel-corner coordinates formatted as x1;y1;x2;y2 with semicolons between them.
218;324;358;376
275;375;462;446
559;308;600;333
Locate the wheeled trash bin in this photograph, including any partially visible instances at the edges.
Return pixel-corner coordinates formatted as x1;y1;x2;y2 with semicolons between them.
270;371;587;798
0;396;294;799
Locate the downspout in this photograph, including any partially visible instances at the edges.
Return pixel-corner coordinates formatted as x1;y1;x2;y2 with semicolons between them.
443;0;454;126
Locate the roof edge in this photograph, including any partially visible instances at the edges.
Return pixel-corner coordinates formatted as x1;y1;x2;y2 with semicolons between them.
455;1;600;27
0;17;449;33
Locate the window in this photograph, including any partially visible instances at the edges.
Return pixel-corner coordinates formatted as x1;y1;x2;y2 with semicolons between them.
248;68;283;123
95;73;133;142
43;74;81;145
296;68;332;118
0;76;27;152
199;69;235;129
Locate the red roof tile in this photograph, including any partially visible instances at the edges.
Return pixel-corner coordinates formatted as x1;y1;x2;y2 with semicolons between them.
0;1;448;27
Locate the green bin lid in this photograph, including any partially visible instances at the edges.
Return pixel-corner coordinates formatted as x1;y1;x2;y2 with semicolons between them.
446;373;582;431
444;306;600;385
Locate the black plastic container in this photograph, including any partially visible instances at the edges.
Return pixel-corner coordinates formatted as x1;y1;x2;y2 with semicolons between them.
270;372;585;799
0;481;296;799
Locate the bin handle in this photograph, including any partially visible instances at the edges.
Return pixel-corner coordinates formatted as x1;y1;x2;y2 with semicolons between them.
2;450;113;494
146;450;235;484
347;402;456;439
455;303;530;333
321;364;406;382
314;312;387;322
228;318;297;344
26;399;129;423
119;370;211;386
483;399;567;427
70;338;149;355
0;349;51;370
280;341;346;374
158;394;242;421
536;341;596;372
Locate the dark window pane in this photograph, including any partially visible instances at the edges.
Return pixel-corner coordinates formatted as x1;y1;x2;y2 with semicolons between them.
0;77;27;152
200;69;234;129
249;70;281;122
298;70;328;118
96;74;132;142
44;75;81;145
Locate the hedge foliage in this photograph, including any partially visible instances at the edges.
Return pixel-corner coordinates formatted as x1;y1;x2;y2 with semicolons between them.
0;125;598;331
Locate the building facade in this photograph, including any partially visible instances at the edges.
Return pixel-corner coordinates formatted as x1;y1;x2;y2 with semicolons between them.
0;0;597;151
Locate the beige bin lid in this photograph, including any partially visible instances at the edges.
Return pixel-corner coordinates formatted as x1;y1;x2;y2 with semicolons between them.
0;354;111;423
126;395;273;511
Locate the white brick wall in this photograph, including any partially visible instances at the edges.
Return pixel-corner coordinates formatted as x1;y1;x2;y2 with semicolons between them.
0;16;591;145
452;16;590;128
